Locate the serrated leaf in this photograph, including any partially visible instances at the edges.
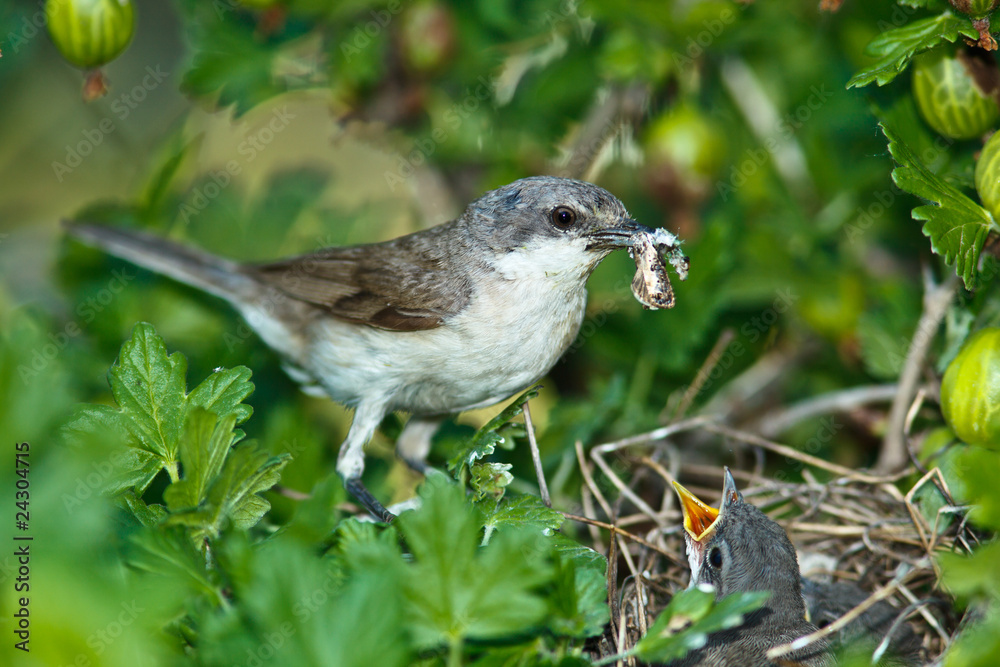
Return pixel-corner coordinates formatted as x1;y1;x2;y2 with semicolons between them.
208;444;291;532
164;409;238;513
847;13;977;88
72;323;258;503
882;122;999;288
126;526;218;597
448;386;541;474
397;478;552;650
544;550;609;638
108;322;188;462
63;403;126;441
471;462;514;501
104;450;163;497
447;431;503;473
118;490;168;527
548;532;607;575
329;517;385;553
483;494;565;536
630;587;768;663
187;365;254;426
165;442;289;540
180;13;289;116
198;536;410;667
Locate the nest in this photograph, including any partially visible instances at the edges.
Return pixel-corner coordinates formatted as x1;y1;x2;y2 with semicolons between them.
564;416;980;665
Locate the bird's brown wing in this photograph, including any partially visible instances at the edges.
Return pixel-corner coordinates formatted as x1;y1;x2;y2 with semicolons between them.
248;233;472;332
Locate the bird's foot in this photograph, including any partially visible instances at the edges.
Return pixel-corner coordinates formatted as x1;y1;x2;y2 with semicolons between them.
344;477;395;523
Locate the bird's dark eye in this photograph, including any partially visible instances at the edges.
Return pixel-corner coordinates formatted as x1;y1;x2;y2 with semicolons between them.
550;206;577;229
709;547;723;569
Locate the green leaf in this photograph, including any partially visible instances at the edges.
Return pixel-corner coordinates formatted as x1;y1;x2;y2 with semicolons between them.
882;122;999;289
118;490;168;527
448;386;540;474
199;537;411;667
125;526;219;598
471;462;514;501
952;446;1000;530
482;494;565;537
102;445;163;497
548;532;608;576
940;540;1000;602
71;323;259;507
180;13;289;115
284;474;347;543
469;643;592;667
397;478;552;650
217;446;291;530
187;365;254;427
942;599;1000;667
544;550;609;638
137;131;201;219
108;322;188;463
171;443;290;538
630;586;769;664
847;13;978;88
163;409;238;513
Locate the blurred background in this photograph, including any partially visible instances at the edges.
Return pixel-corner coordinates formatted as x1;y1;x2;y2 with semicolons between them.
1;0;994;663
0;0;930;492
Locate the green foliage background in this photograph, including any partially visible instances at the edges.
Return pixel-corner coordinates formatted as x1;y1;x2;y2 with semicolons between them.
1;0;999;664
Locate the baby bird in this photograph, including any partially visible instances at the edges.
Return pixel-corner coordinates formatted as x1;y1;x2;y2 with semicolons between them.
669;469;832;666
666;469;921;666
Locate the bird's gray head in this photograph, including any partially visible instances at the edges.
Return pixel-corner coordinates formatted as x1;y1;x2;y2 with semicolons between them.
462;176;653;277
673;469;804;611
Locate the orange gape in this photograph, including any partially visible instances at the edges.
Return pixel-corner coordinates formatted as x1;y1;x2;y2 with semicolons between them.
672;480;721;541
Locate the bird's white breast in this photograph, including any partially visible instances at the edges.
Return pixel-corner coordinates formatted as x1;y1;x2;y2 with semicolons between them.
302;237;596;415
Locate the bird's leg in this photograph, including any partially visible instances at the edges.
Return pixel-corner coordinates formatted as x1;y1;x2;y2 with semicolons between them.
343;478;395;523
337;399;395;522
396;416;443;474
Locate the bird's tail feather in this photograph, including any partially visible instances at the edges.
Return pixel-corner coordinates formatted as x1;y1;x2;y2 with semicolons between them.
64;222;260;304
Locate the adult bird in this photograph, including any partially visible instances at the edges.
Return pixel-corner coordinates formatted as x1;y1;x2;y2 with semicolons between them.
67;176;685;521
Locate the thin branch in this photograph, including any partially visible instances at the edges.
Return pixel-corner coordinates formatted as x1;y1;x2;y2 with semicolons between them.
872;598;936;664
522;400;551;507
766;565;919;661
562;512;685;565
667;328;736;421
576;440;615;520
702;422;911;484
878;268;959;472
757;384;901;438
554;82;648;181
591;415;714;453
591;446;665;526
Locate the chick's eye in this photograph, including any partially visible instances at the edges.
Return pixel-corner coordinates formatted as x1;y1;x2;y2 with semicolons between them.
551;206;577;229
709;547;723;569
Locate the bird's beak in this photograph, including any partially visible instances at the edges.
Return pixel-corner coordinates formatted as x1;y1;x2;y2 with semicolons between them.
585;218;654;250
672;480;721;543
